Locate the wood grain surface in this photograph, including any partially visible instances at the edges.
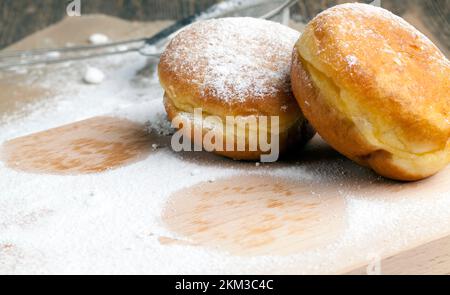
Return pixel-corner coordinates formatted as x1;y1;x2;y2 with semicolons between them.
163;175;346;256
347;234;450;275
1;117;158;174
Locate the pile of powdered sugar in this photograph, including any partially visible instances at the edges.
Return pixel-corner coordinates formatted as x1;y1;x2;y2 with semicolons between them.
1;23;450;275
161;17;300;102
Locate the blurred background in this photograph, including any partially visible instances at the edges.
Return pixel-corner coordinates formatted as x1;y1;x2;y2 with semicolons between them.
0;0;448;54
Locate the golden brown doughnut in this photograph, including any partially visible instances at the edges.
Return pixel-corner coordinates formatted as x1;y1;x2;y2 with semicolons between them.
291;3;450;181
158;17;314;161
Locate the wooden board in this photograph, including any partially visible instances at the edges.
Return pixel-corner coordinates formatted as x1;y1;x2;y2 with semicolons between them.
1;14;449;275
347;235;450;275
1;115;449;274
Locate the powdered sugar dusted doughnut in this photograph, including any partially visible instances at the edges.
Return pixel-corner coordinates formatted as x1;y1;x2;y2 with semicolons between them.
159;17;314;161
291;3;450;181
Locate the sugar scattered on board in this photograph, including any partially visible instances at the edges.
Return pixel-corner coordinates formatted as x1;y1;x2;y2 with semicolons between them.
88;33;109;45
83;67;105;84
46;51;61;59
1;18;450;276
190;169;201;176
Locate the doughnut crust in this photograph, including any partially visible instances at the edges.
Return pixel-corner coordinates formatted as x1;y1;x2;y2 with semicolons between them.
291;3;450;181
159;17;314;160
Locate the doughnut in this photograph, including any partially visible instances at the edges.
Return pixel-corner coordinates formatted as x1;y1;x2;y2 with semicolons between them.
291;3;450;181
159;17;314;161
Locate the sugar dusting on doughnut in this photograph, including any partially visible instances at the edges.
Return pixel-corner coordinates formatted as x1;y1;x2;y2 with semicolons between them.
313;3;449;69
162;17;300;102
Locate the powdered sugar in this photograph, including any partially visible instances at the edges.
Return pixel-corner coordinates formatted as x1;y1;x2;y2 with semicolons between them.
89;33;110;45
161;17;300;102
345;55;358;67
83;66;105;84
1;19;450;275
